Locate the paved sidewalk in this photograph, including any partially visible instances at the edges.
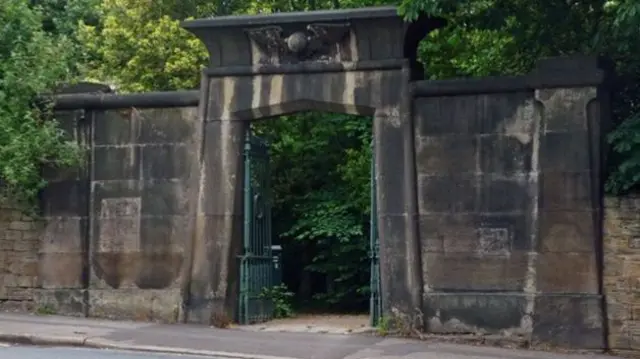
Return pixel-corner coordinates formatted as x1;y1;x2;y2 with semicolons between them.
0;313;619;359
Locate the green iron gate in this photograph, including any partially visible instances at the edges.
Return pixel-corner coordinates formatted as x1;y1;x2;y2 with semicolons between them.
369;139;382;327
239;129;275;325
239;130;380;326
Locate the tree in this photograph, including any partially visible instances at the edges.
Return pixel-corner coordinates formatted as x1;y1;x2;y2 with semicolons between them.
77;0;212;92
0;0;90;209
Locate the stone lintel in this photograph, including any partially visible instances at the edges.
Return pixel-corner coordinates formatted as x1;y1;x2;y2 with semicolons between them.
182;6;445;69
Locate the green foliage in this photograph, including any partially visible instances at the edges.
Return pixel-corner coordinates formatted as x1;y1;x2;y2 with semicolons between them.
35;304;57;315
260;284;296;319
376;316;392;336
601;0;640;193
404;0;606;78
254;112;372;309
607;113;640;194
77;0;210;92
0;0;85;209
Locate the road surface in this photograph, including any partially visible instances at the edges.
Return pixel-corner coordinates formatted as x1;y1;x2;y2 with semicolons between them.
0;345;220;359
0;313;621;359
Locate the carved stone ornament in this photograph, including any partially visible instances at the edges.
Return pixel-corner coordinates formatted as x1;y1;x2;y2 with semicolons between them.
245;22;351;64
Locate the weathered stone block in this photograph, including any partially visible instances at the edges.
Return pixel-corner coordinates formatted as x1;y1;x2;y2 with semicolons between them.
141;144;191;180
88;288;182;323
51;110;80;140
139;216;189;251
418;174;476;213
538;210;597;252
0;300;34;312
95;217;141;252
478;134;533;175
9;221;35;231
33;289;86;316
535;87;595;133
37;252;85;288
40;180;88;216
93;145;141;181
16;276;36;288
13;240;36;252
137;108;197;144
0;240;12;250
4;230;21;241
198;120;245;216
604;253;624;277
423;293;528;334
608;301;631;321
532;294;604;349
609;334;631;351
140;180;190;216
19;259;38;277
477;174;531;213
539;131;591;172
605;213;640;239
419;213;531;253
540;171;593;211
40;217;86;253
414;135;477;175
6;288;33;301
536;252;598;293
413;92;533;136
629;237;640;249
422;252;529;292
90;251;140;290
375;112;413;216
419;214;476;253
93;109;138;146
91;181;142;216
2;274;17;287
133;252;184;290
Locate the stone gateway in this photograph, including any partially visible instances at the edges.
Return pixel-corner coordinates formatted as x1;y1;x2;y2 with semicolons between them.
0;6;615;352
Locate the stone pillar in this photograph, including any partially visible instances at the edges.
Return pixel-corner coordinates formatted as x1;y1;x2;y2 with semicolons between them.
531;56;612;348
375;66;423;329
186;74;246;324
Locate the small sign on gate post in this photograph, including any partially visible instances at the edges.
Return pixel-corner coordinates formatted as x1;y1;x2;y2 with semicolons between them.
271;244;282;286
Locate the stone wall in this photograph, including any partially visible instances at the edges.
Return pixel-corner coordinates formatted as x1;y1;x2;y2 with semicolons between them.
414;90;538;336
604;194;640;355
412;56;609;349
0;88;200;323
86;106;200;322
0;204;40;312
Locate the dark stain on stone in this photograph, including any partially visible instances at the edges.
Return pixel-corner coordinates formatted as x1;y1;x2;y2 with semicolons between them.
424;294;526;332
135;253;184;289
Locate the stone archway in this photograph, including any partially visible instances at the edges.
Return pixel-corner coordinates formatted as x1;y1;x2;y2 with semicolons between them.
180;6;444;325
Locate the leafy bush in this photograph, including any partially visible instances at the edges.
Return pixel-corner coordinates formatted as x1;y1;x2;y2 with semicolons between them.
0;0;84;209
260;284;295;319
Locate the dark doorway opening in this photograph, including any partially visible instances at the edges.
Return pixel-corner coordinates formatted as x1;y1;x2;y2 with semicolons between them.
239;110;379;331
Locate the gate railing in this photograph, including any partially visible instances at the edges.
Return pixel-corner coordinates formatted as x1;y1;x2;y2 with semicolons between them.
239;130;275;325
370;138;382;326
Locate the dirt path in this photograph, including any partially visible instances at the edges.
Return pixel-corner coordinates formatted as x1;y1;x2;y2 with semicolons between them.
235;314;372;334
